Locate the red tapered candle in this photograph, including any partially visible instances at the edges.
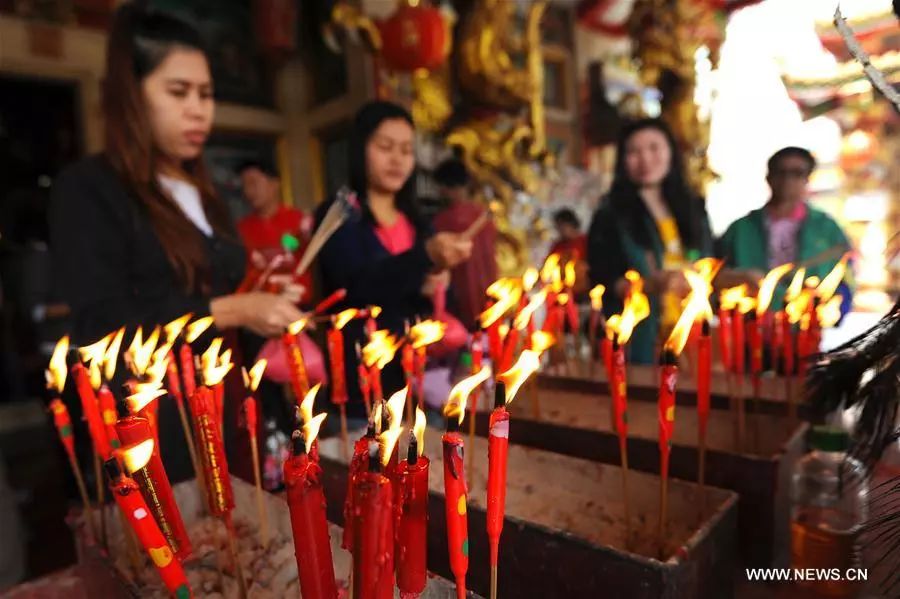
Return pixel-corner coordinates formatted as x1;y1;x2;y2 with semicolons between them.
397;436;428;597
188;386;234;517
97;385;121;450
283;330;311;403
717;307;732;373
697;322;712;440
105;459;192;597
327;328;348;405
72;363;112;458
781;313;795;376
486;384;509;573
313;288;347;314
610;342;628;440
352;451;394;599
731;308;745;377
178;343;197;400
747;311;763;398
116;416;192;559
657;350;678;551
342;428;374;552
499;327;520;374
442;425;469;598
284;437;338;599
166;353;184;407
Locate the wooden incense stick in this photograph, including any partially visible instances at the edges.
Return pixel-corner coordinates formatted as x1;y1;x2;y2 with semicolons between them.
225;520;248;599
119;510;143;578
619;436;632;549
491;564;498;599
461;209;490;242
94;455;108;550
249;434;270;547
68;452;97;542
175;399;207;507
658;477;668;560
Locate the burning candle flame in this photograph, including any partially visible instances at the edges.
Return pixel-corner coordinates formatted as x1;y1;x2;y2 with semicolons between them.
514;288;548;330
200;338;232;387
287;317;308;336
540;254;560;284
785;269;806;303
529;330;555;354
362;330;401;369
522;267;539;292
385;387;407;430
444;365;491;425
373;402;383;435
816;252;851;302
303;413;328;454
120;439;155;474
665;269;714;355
333;308;360;331
79;332;112;365
164;313;192;344
128;326;159;377
693;257;723;282
817;294;843;328
564;261;576;289
88;360;102;391
610;273;650;345
138;349;169;390
414;407;426;456
409;320;446;349
378;427;403;467
481;279;522;328
756;263;794;316
46;336;69;393
589;285;606;311
242;359;267;392
367;306;383;320
557;293;570;306
126;386;167;414
720;285;748;311
185;316;214;344
102;327;126;382
499;350;541;404
298;383;322;426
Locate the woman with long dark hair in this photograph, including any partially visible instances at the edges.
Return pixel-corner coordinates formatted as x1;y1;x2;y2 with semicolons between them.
49;4;302;478
317;101;472;416
587;118;713;363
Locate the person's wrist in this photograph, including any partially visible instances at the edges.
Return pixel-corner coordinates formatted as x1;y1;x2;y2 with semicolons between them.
210;295;239;329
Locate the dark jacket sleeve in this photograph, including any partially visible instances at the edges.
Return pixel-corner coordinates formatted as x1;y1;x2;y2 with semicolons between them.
317;215;433;310
49;160;209;343
587;204;628;317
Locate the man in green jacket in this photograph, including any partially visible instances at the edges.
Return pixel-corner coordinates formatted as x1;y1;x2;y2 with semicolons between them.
718;146;853;314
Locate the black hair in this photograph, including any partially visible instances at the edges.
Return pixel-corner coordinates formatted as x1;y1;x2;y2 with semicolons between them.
433;158;470;188
553;208;581;229
126;4;209;80
607;118;703;251
236;159;277;178
347;100;423;231
767;146;816;175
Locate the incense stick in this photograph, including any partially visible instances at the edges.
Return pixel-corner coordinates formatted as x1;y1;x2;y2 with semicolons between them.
94;455;108;551
175;398;207;508
224;518;248;599
460;209;490;242
619;435;632;549
68;451;97;542
295;187;358;277
249;434;270;547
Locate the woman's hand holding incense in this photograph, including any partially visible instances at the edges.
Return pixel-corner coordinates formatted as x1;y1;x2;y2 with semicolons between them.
426;233;472;270
211;292;305;337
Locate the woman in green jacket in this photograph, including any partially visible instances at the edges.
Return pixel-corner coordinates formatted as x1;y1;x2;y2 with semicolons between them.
587;118;713;364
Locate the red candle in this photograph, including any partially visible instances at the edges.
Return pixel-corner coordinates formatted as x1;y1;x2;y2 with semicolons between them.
657;350;678;523
116;416;192;559
499;326;520;374
284;436;337;599
178;343;197;400
283;324;311;403
771;311;784;372
188;386;234;517
697;320;712;441
351;444;395;599
717;306;732;373
72;362;112;459
358;358;373;416
50;399;76;459
166;352;184;407
485;301;503;366
442;425;468;599
486;384;509;574
469;333;484;422
413;347;426;409
747;311;763;398
327;327;348;405
401;336;415;395
105;457;192;597
397;424;428;597
313;288;347;314
342;427;374;552
610;341;628;441
781;312;795;377
97;385;121;451
731;307;745;377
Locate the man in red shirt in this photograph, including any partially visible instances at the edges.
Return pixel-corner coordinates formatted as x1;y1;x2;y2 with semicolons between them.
548;208;587;263
237;161;313;305
432;159;497;331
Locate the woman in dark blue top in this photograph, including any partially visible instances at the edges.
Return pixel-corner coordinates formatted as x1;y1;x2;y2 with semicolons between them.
317;101;471;417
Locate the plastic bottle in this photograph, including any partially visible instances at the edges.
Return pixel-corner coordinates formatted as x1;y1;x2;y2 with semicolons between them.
790;425;867;597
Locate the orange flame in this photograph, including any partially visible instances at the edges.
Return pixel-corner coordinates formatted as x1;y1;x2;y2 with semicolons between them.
414;407;426;456
540;254;561;284
514;288;548;330
589;285;606;311
287;317;308;336
522;267;539;292
334;308;360;331
693;257;723;282
665;269;713;355
611;273;650;345
529;330;555;354
138;349;169;391
481;279;522;328
120;439;155;474
79;332;112;365
185;316;214;344
368;306;383;320
499;350;541;404
200;338;231;386
128;326;159;377
373;402;383;435
385;387;407;431
817;294;843;328
102;327;126;382
564;261;576;289
445;365;491;426
362;330;401;369
88;360;102;390
378;427;403;467
299;383;322;426
303;413;328;454
785;269;806;303
816;252;851;302
242;359;267;392
720;285;747;311
756;263;794;316
125;386;166;414
164;313;192;344
409;320;446;349
557;293;570;306
46;336;70;393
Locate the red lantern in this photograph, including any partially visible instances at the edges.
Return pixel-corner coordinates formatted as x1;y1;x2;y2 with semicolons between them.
377;1;448;72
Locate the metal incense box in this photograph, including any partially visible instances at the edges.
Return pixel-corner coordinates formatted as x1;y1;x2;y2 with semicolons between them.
319;428;739;599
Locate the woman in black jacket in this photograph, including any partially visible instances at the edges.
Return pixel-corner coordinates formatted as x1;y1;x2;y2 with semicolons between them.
317;101;471;417
49;5;302;479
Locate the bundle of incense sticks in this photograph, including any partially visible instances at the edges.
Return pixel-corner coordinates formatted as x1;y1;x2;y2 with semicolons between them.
295;186;360;277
